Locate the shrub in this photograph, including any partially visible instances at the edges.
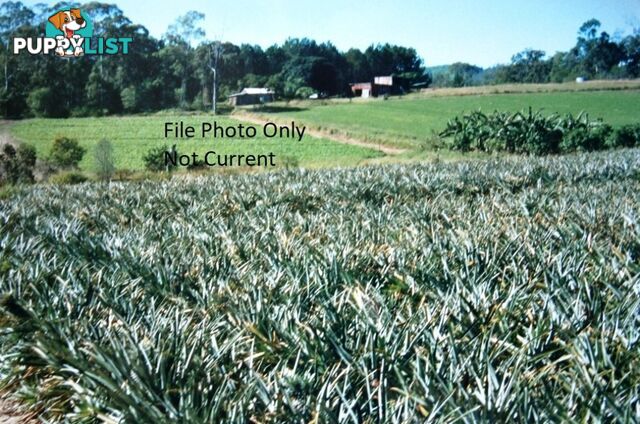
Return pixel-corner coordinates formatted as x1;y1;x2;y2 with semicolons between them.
0;143;37;184
94;139;115;181
440;109;562;154
560;127;589;152
143;145;177;172
49;171;88;185
280;155;300;169
295;86;315;99
499;109;563;154
608;124;640;148
49;137;86;169
560;123;612;153
17;144;37;180
440;109;622;155
586;123;613;151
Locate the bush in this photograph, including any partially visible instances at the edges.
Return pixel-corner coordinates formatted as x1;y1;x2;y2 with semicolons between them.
143;145;176;172
94;139;115;181
591;124;614;151
560;123;611;153
49;171;88;185
0;143;37;184
439;110;558;153
18;144;37;179
608;124;640;148
280;155;300;169
49;137;86;169
295;86;315;99
440;109;623;155
499;109;563;154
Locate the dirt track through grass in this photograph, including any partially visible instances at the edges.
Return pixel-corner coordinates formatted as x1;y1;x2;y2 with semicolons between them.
230;111;408;155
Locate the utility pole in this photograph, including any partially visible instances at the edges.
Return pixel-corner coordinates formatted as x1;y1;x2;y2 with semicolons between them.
210;66;217;114
209;41;221;114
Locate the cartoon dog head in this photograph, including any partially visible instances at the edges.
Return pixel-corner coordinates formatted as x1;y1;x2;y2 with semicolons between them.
48;9;86;39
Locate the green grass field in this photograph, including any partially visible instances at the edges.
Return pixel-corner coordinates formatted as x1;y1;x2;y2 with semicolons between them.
9;89;640;172
10;115;382;172
253;90;640;148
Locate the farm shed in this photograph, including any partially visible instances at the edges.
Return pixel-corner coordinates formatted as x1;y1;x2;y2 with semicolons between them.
349;75;397;98
229;88;275;106
350;82;374;98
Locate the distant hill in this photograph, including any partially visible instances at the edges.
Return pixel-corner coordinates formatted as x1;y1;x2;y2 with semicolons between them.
426;63;487;87
425;65;452;76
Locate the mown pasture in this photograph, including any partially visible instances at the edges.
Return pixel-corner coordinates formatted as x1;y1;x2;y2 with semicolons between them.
250;89;640;149
9;89;640;172
10;115;382;172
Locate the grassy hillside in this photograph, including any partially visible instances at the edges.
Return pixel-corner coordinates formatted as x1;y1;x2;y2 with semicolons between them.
10;115;382;172
249;89;640;148
1;149;639;421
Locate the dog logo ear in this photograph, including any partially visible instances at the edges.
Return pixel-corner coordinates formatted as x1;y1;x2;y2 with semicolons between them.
48;11;64;30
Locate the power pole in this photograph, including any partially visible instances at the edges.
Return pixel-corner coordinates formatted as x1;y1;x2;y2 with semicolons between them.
210;66;217;114
209;41;221;114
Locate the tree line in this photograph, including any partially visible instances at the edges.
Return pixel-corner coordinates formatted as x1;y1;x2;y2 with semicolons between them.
432;19;639;87
1;2;638;119
0;2;427;118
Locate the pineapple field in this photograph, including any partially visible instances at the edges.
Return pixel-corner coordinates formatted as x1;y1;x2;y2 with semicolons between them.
1;148;640;422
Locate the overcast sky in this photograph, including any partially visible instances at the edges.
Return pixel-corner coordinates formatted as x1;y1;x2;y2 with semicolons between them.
25;0;640;67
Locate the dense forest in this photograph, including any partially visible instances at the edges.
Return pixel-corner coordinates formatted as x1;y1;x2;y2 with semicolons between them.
0;2;638;118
